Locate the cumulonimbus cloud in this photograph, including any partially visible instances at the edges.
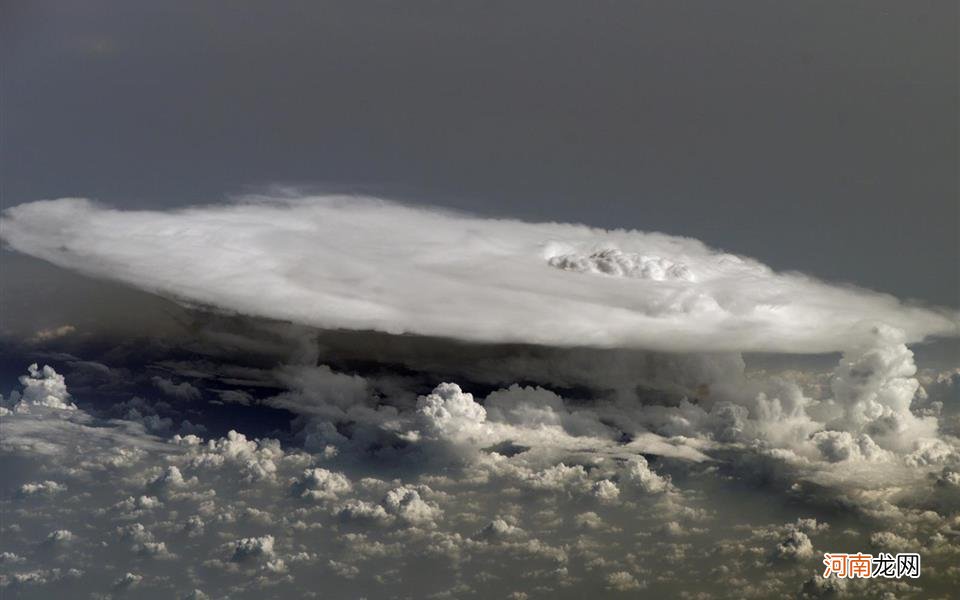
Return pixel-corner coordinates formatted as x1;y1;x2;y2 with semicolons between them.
1;195;956;353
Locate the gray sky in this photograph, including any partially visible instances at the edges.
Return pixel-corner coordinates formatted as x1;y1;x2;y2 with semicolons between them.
2;0;957;307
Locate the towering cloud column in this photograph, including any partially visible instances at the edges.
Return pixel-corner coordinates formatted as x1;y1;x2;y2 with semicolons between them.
826;324;937;454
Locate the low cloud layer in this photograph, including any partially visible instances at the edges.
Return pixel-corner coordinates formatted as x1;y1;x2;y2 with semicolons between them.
1;194;957;598
1;334;958;598
2;195;956;353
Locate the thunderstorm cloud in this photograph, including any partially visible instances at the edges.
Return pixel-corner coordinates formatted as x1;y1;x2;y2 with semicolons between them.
1;195;956;353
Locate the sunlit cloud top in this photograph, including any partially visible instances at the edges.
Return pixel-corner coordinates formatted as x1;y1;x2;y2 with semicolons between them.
2;195;956;353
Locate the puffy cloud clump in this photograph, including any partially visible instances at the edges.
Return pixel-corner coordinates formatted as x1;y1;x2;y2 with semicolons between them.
112;572;143;591
591;480;620;504
43;530;74;546
832;325;918;416
484;384;611;439
1;364;76;413
868;531;914;552
184;430;285;482
382;486;442;526
336;500;393;525
790;323;948;464
230;535;276;562
774;529;815;561
622;456;670;494
605;571;644;592
17;481;67;498
473;518;525;542
916;368;960;434
905;438;959;467
293;468;353;501
573;511;605;531
811;431;888;463
414;383;488;443
547;247;694;282
2;196;955;353
1;353;959;599
146;465;199;499
524;463;592;496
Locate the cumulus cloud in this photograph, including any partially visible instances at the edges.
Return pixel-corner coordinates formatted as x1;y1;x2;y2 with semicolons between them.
473;519;525;542
43;530;74;547
605;571;644;592
112;572;143;591
336;500;393;525
1;196;955;353
185;430;285;482
622;456;670;494
828;324;933;439
292;468;353;501
2;353;959;599
17;481;67;498
2;364;76;413
382;486;442;526
812;431;888;463
774;528;815;561
413;383;488;443
230;535;276;562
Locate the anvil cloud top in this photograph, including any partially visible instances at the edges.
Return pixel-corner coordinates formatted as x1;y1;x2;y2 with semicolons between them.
2;195;956;353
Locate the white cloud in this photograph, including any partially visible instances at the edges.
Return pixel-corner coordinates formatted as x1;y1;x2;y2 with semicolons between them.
573;512;605;531
293;467;353;501
382;486;442;526
473;518;525;542
414;383;487;443
622;456;670;494
230;535;276;562
524;464;592;495
1;355;958;598
147;465;197;495
484;384;611;438
17;480;67;498
2;196;955;353
591;479;620;504
2;364;76;412
112;572;142;590
774;529;815;561
336;500;393;525
547;248;694;281
43;529;74;546
811;431;888;463
828;324;932;439
605;571;644;592
186;430;284;482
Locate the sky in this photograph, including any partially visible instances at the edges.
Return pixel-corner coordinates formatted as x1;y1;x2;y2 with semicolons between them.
1;3;959;600
2;0;958;308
